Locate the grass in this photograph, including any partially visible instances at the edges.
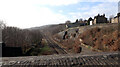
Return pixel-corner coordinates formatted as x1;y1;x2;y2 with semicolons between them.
40;46;51;52
25;45;52;56
38;45;52;55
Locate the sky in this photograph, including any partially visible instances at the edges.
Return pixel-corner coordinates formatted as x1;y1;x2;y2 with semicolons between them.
0;0;119;29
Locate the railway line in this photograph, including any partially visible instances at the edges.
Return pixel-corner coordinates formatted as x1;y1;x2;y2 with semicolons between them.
41;32;67;54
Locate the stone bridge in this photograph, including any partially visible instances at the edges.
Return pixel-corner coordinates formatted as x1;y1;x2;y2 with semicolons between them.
1;52;120;66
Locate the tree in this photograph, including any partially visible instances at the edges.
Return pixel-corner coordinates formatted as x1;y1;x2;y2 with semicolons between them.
75;19;78;23
79;18;83;22
65;20;71;24
0;20;6;29
0;21;5;43
2;26;43;47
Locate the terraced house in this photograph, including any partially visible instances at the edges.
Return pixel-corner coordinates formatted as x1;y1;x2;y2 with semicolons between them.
93;14;108;24
111;1;120;23
111;13;120;23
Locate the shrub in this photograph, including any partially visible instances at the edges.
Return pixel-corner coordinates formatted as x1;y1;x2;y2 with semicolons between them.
80;26;119;51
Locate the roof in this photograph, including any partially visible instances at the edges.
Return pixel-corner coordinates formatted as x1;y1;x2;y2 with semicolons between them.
94;14;107;19
117;13;120;16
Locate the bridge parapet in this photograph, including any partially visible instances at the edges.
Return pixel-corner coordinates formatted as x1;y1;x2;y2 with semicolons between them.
1;52;120;66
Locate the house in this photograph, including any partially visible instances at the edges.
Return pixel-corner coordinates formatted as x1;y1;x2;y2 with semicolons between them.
93;14;108;24
87;17;93;25
90;21;93;25
111;16;118;23
111;13;120;23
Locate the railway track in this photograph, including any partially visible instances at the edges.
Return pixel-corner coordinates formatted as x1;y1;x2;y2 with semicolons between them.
41;32;67;54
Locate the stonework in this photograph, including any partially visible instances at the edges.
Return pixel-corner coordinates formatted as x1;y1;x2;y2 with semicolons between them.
111;17;118;23
118;13;120;23
2;52;120;66
111;13;120;23
93;14;107;25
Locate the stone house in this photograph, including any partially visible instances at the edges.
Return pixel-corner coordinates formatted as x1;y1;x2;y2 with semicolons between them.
111;16;118;23
93;14;108;24
111;13;120;23
87;17;93;25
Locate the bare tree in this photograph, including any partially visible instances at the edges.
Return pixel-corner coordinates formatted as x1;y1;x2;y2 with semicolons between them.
75;19;78;23
0;20;6;29
65;20;71;24
2;26;43;47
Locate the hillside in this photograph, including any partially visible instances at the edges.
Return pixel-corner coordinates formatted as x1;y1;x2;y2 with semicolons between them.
30;24;66;36
53;23;120;53
79;26;120;51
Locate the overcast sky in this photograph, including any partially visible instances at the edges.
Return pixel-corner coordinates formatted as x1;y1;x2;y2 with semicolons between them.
0;0;119;28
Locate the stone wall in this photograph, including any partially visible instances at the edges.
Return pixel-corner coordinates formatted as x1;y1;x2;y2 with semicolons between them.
111;17;118;23
111;13;120;23
2;52;120;66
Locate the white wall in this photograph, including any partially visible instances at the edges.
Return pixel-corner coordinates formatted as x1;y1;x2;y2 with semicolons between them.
90;21;93;25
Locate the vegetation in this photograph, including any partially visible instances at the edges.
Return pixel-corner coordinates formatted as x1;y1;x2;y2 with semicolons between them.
40;24;66;36
26;45;52;56
54;24;119;53
54;34;81;53
2;26;42;51
1;22;53;56
80;26;120;51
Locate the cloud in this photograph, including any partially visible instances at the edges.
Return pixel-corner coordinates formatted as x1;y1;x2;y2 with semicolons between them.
81;0;119;2
33;0;119;6
77;6;90;11
68;2;118;21
0;0;70;28
0;0;118;28
34;0;80;6
58;10;63;13
34;0;119;6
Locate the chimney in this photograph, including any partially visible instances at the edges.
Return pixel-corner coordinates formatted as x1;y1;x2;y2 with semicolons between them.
103;14;105;17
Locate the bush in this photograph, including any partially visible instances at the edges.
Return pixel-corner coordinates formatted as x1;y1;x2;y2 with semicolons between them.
80;26;119;51
27;45;52;56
